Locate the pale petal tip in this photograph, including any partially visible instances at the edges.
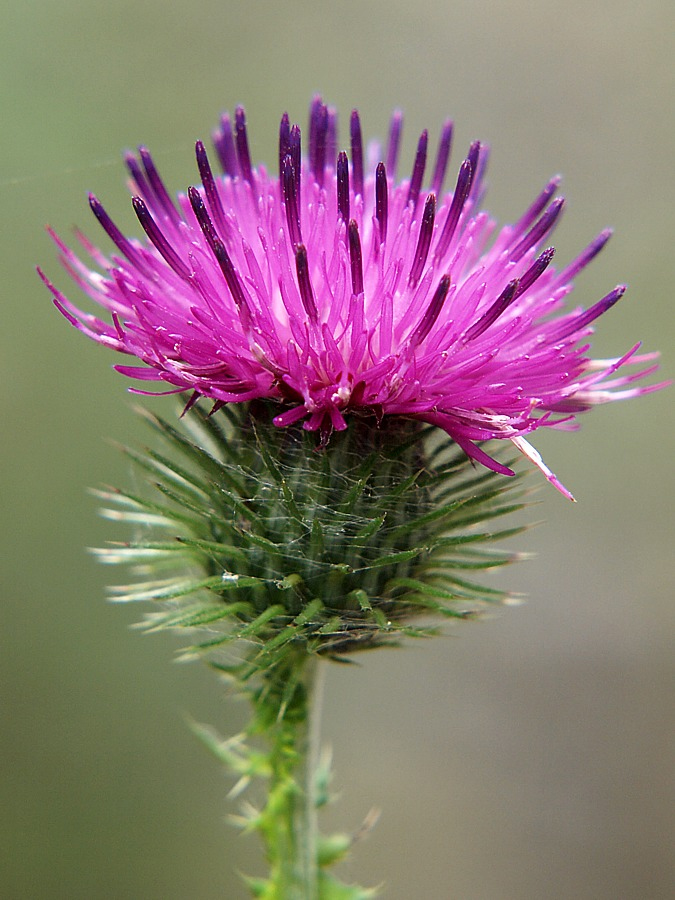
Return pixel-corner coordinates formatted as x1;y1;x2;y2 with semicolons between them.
510;436;575;501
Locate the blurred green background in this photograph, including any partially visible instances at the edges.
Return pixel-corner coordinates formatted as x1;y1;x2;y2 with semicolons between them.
2;1;673;897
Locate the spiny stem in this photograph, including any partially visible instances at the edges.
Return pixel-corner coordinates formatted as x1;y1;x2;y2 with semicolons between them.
305;658;327;887
255;653;323;899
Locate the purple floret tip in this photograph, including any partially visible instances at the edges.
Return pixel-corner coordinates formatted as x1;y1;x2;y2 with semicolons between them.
431;120;453;197
350;109;364;198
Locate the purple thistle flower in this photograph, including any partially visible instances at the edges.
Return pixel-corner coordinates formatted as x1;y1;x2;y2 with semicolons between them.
41;97;666;500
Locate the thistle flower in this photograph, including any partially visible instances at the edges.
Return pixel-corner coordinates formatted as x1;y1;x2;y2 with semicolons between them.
42;100;668;897
41;97;663;500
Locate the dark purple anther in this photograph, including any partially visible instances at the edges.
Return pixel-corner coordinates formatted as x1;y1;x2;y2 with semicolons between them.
409;274;451;347
514;176;561;233
234;106;255;187
467;141;490;196
187;186;217;243
430;120;453;198
308;95;322;154
138;147;180;224
386;110;403;179
407;130;428;213
468;141;481;172
195;141;228;238
409;193;436;287
464;278;520;342
294;244;318;323
289;124;302;210
188;186;250;320
434;155;474;262
510;197;565;262
212;113;238;178
350;110;364;198
132;196;191;281
557;228;612;282
89;193;149;273
348;219;364;295
282;155;302;247
311;103;329;188
337;151;350;224
326;107;338;172
375;162;388;244
553;285;626;340
289;125;302;175
278;112;291;184
124;152;152;202
514;246;556;297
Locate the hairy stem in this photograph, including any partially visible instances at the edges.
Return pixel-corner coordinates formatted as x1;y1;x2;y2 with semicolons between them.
305;658;327;884
255;653;324;899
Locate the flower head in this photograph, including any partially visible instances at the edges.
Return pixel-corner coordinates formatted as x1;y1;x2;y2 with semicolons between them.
42;97;664;499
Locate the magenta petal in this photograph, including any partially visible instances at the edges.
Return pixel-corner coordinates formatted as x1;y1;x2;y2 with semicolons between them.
43;98;665;496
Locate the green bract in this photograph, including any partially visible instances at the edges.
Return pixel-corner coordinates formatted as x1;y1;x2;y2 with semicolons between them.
95;401;527;674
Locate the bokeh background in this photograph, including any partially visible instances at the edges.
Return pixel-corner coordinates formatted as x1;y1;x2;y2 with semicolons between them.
2;1;673;897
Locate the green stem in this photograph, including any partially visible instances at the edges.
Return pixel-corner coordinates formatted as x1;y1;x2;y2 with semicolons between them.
255;653;324;899
305;658;326;885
